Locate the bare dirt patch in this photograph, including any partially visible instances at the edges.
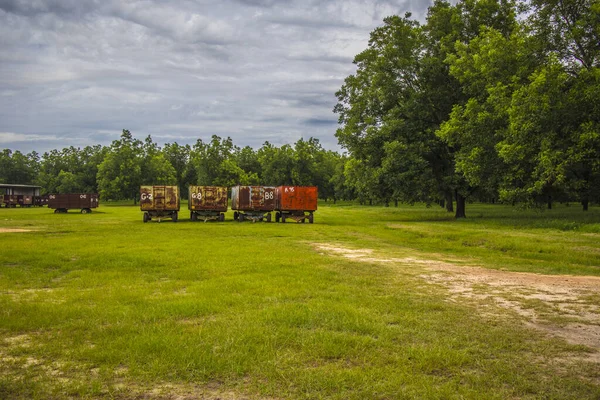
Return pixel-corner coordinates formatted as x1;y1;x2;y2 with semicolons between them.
0;228;33;233
313;243;600;362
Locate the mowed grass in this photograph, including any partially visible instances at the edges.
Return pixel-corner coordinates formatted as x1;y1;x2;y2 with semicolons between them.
0;202;599;399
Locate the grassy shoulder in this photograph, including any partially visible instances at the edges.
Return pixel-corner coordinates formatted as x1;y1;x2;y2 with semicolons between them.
0;203;599;399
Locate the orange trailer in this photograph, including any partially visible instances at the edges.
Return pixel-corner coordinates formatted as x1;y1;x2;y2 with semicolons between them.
275;186;317;223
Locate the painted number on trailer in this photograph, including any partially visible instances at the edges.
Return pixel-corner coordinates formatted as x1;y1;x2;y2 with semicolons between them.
284;187;295;193
80;194;87;199
49;195;56;199
264;191;274;200
141;193;153;200
191;193;202;200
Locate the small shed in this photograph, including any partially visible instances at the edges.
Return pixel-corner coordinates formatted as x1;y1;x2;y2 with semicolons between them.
0;184;41;196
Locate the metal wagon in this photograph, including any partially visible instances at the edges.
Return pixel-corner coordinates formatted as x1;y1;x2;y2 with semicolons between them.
231;185;275;222
140;185;180;222
48;193;99;213
275;186;317;223
189;186;227;222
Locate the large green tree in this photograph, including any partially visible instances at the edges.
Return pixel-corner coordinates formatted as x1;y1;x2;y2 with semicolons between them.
257;142;295;186
0;149;38;185
37;145;107;194
97;130;144;202
438;25;539;204
163;142;193;198
335;0;520;217
442;0;599;210
190;135;257;186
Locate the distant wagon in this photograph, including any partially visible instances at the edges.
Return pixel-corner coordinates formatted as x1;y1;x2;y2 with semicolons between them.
231;185;276;222
140;185;180;222
3;195;18;208
48;193;99;213
275;186;317;223
18;195;33;208
33;195;48;207
189;186;227;222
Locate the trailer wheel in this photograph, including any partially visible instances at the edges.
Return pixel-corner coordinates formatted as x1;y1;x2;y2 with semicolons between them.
234;211;239;221
275;212;280;223
239;214;244;222
81;208;89;214
191;212;198;221
266;213;272;222
172;211;178;222
308;213;314;224
54;209;59;214
219;213;225;222
281;214;286;223
143;213;149;223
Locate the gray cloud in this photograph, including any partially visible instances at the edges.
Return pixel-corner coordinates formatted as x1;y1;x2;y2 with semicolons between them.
0;0;100;17
0;0;437;154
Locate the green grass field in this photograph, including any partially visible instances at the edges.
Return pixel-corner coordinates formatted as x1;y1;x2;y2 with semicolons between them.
1;202;599;399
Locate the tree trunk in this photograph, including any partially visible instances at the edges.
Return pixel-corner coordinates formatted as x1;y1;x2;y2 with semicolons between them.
547;196;552;210
394;199;398;207
439;199;445;209
455;191;466;219
582;199;589;211
445;191;454;213
333;197;337;204
369;199;373;206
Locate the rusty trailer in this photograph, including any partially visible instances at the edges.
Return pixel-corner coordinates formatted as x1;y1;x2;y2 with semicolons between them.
188;186;227;222
48;193;99;213
231;185;275;222
140;185;180;222
33;195;48;207
3;195;18;208
275;186;318;223
18;195;33;207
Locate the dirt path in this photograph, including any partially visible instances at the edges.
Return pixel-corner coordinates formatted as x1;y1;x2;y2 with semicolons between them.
313;243;600;362
0;228;33;233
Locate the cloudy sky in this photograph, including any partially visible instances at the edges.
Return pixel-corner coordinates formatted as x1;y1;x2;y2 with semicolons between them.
1;0;435;154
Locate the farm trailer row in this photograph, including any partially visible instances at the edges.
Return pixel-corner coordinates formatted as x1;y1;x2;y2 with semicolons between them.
141;185;318;223
0;195;47;208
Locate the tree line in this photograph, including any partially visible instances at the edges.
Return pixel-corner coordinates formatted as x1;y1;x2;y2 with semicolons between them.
1;0;598;216
0;130;353;203
334;0;599;216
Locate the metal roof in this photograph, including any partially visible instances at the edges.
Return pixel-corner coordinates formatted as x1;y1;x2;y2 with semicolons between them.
0;184;42;189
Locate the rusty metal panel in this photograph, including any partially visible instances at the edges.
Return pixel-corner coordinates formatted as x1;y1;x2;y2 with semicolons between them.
231;186;276;211
276;186;318;211
188;186;228;211
22;195;33;205
140;186;180;211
